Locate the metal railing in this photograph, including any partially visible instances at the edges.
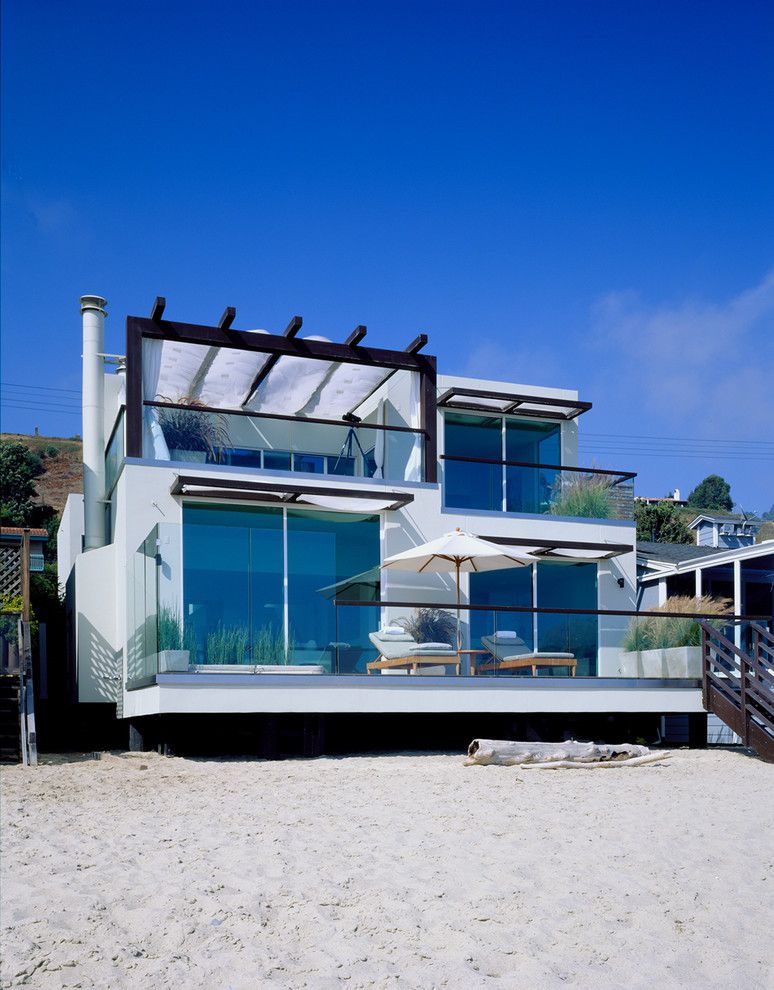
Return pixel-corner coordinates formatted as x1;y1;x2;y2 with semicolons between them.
441;455;636;519
330;599;770;679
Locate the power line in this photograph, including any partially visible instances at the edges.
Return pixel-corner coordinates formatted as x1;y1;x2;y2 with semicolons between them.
584;431;774;447
1;382;80;396
1;402;81;415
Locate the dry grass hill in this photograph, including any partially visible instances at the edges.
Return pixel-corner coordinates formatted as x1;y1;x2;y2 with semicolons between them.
2;433;83;515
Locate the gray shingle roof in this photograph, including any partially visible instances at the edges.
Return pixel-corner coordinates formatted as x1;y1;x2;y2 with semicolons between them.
636;541;727;564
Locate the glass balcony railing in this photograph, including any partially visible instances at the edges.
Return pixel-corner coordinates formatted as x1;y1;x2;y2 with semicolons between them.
124;519;769;687
142;402;425;483
105;407;125;495
442;455;635;520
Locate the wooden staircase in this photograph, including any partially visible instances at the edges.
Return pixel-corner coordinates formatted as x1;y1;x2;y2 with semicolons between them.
701;621;774;762
0;673;22;763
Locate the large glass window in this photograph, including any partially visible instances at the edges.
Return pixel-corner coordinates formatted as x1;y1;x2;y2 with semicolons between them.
444;413;502;511
287;510;379;673
444;413;563;514
537;562;598;676
183;504;284;665
505;420;561;513
182;504;380;671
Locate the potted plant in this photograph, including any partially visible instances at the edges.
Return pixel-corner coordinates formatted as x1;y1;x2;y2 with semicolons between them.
619;595;731;677
156;396;229;463
156;604;191;672
397;607;456;646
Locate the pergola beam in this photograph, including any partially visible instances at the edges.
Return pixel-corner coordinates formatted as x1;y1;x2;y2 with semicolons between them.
218;307;236;330
150;296;166;321
345;324;367;346
284;315;303;338
405;333;427;354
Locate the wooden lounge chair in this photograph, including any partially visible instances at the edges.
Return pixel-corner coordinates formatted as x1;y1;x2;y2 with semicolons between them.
367;632;460;675
477;633;576;676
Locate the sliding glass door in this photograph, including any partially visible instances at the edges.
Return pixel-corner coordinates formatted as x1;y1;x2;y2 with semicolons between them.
536;561;598;675
182;503;380;670
182;504;284;664
469;561;598;675
287;510;380;672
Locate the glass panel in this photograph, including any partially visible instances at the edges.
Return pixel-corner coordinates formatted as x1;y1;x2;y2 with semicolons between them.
537;562;598;676
294;453;324;474
105;409;125;494
286;509;380;673
182;504;284;665
469;568;534;676
444;413;502;511
145;406;423;482
506;419;560;513
263;450;291;471
126;527;160;685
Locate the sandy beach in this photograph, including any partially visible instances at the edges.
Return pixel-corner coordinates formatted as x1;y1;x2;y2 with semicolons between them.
1;749;772;990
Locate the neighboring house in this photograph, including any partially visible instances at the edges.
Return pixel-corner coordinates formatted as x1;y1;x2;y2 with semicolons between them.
58;295;722;748
635;489;687;506
689;511;761;549
0;527;47;601
637;539;774;618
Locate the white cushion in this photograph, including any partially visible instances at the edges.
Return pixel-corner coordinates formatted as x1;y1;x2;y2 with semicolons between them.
493;631;522;642
413;642;455;652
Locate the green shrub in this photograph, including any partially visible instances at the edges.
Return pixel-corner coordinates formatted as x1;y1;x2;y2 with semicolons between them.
550;475;612;519
252;625;288;665
204;623;251;664
622;595;732;652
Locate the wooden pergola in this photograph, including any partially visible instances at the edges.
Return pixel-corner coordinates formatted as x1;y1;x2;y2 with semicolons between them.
125;297;438;483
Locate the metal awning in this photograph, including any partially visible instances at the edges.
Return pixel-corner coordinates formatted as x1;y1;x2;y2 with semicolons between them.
480;535;632;560
170;475;414;512
438;387;591;420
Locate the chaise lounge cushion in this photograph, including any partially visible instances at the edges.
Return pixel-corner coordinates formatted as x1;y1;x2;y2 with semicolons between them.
368;632;457;660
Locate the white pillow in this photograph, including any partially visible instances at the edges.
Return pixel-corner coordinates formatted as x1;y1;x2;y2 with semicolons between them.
494;631;523;643
381;625;405;636
414;642;454;652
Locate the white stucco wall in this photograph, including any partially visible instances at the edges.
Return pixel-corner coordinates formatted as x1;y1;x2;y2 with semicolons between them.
57;493;84;595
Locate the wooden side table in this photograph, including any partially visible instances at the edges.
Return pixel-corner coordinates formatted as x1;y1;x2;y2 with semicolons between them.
457;649;488;675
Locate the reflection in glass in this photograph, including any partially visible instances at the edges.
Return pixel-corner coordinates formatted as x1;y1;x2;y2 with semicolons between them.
537;562;598;676
444;413;502;510
182;504;284;665
287;509;380;673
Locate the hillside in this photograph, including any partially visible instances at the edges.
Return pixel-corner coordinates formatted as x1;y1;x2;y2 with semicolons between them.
1;433;83;516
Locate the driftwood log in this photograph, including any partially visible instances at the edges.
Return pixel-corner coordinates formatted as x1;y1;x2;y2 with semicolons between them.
465;739;669;768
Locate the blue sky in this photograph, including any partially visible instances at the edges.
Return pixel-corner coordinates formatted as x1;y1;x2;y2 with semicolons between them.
2;1;773;512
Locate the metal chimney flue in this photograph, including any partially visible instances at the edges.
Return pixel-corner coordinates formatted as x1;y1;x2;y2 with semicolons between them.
81;294;108;551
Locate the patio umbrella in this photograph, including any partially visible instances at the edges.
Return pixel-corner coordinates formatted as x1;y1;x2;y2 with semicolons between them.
381;529;536;653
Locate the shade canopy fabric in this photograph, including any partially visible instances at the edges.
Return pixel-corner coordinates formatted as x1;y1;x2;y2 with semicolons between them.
143;335;396;420
381;529;537;574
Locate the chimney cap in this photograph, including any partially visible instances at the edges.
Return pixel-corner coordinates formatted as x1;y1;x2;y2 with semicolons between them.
80;295;107;316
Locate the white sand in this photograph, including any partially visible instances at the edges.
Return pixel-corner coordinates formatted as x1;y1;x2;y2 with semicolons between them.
1;749;772;989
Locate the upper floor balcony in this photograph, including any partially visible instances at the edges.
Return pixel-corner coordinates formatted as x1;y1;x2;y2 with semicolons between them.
440;393;635;521
120;305;439;484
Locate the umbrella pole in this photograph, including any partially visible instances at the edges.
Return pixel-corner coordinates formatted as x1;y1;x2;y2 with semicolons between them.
456;559;461;656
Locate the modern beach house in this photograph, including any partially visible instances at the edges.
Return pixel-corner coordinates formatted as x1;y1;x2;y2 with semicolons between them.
56;296;768;754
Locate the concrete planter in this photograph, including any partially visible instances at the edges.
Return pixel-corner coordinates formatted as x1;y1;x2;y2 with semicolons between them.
619;646;701;678
169;449;207;463
158;650;191;672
